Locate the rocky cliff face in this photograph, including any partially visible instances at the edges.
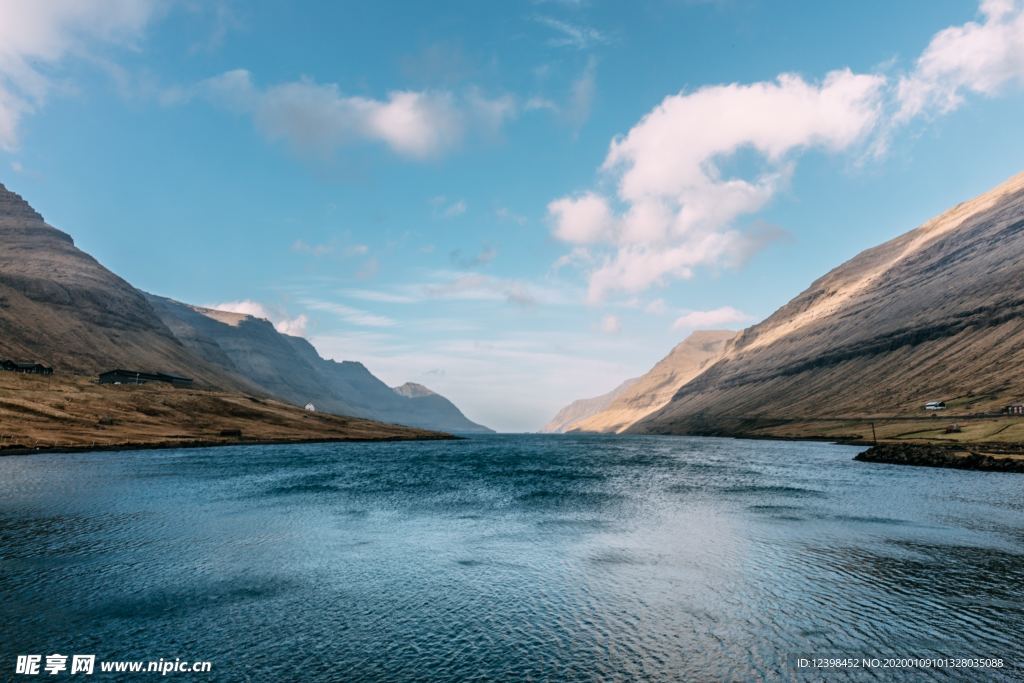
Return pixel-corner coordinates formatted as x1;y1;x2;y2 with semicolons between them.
0;183;247;388
632;172;1024;434
148;297;494;433
542;330;736;433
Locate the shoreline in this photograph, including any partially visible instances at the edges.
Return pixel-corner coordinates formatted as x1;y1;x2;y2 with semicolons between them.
0;433;458;458
853;443;1024;473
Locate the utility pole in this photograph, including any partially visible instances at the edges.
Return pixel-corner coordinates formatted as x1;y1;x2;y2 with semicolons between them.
871;422;877;445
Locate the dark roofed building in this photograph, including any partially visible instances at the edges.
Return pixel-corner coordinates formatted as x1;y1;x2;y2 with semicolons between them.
98;369;193;387
1;359;53;375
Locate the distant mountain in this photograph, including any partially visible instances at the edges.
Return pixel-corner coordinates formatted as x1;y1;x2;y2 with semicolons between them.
0;181;490;434
540;378;639;433
391;382;495;434
0;183;247;388
148;297;494;433
542;331;736;433
632;172;1024;435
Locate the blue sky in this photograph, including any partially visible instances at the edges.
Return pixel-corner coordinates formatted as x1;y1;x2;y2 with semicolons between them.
2;0;1024;431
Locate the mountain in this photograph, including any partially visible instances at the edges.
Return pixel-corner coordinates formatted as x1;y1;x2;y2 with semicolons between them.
0;181;489;434
147;297;494;433
632;172;1024;435
0;183;247;388
540;378;639;433
542;330;736;433
391;382;496;434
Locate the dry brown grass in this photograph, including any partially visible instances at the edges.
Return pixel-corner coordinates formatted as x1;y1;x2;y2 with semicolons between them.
0;372;448;453
741;415;1024;455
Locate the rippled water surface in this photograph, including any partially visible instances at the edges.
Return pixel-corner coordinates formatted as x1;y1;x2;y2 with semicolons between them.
1;435;1022;681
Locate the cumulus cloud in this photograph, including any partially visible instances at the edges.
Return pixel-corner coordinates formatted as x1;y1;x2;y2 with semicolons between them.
209;299;309;336
0;0;161;150
548;191;616;244
548;1;1024;304
672;306;749;331
274;314;309;336
896;0;1024;122
550;68;885;302
203;69;516;159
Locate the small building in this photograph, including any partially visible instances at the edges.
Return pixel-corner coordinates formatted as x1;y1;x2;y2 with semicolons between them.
304;402;317;413
1005;403;1024;416
0;359;53;375
924;400;946;410
98;369;193;387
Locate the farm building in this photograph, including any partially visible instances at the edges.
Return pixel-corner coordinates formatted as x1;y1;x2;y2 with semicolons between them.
98;369;193;387
0;359;53;375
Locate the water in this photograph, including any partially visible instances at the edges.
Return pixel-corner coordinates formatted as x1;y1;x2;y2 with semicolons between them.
0;435;1021;681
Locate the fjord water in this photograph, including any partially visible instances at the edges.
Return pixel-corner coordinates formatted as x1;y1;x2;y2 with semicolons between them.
1;436;1021;681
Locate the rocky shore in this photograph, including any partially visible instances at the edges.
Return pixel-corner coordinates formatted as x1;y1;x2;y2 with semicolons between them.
855;443;1024;473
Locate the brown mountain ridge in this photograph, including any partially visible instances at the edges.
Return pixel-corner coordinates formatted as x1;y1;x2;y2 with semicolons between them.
631;171;1024;435
0;182;491;435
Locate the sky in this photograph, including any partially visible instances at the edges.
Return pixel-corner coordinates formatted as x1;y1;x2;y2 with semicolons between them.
1;0;1024;431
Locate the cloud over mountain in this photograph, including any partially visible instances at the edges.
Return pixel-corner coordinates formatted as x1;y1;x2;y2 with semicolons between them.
550;0;1024;303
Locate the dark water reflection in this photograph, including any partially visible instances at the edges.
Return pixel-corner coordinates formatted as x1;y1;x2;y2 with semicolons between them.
0;435;1021;681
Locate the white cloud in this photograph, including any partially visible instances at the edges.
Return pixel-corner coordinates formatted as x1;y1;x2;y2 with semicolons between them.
211;299;272;319
341;288;419;304
416;271;571;306
564;56;597;132
550;0;1024;302
550;68;886;301
0;0;161;150
896;0;1024;122
548;191;616;244
672;306;749;331
274;314;309;336
599;313;621;334
203;69;516;159
302;299;396;327
209;299;309;336
524;58;598;133
535;16;609;50
644;298;667;315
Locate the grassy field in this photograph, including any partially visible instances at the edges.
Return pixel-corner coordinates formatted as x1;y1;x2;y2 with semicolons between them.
0;372;447;453
744;414;1024;454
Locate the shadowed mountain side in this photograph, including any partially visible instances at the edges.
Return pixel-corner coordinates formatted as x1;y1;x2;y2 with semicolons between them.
540;378;639;433
0;183;250;389
147;297;494;433
392;382;496;434
632;172;1024;435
